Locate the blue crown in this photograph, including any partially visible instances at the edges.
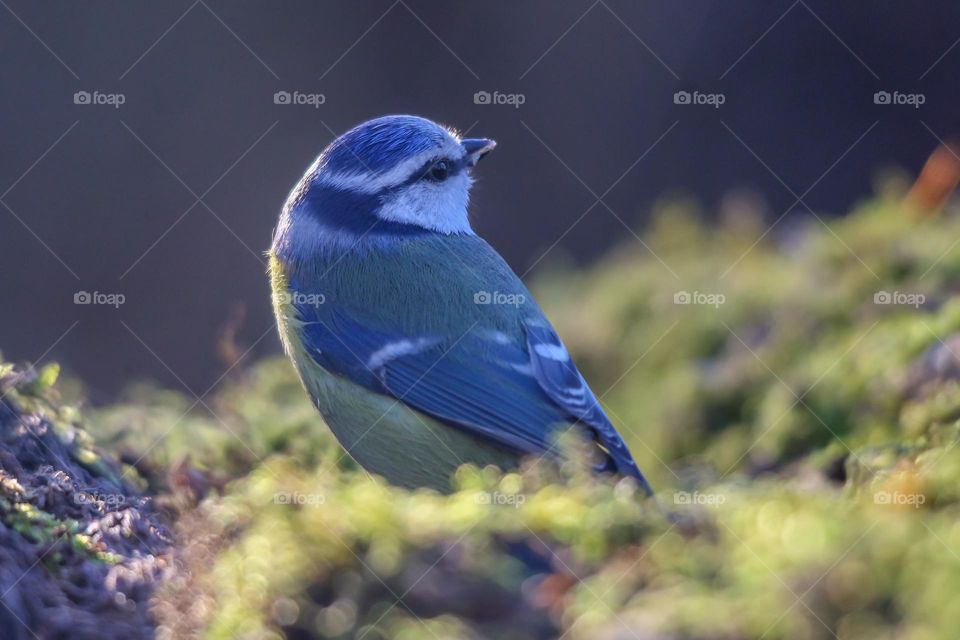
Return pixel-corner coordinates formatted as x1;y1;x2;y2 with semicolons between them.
319;115;456;176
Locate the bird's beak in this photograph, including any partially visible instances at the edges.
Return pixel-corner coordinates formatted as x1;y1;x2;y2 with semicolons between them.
462;138;496;167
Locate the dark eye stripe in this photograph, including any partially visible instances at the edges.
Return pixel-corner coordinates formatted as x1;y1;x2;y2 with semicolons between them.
414;156;467;183
386;156;469;191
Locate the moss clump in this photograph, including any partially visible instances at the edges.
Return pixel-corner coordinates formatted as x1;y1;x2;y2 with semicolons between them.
70;185;960;638
0;360;172;638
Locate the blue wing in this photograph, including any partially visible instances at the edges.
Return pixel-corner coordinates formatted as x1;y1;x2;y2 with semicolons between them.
295;299;652;492
524;322;652;492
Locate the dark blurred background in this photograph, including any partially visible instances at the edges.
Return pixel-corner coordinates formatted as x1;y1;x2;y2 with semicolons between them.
1;1;958;400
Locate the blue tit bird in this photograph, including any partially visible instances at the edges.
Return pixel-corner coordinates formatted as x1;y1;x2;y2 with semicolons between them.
269;115;653;494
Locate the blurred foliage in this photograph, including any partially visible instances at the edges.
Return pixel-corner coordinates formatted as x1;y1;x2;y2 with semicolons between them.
65;184;960;637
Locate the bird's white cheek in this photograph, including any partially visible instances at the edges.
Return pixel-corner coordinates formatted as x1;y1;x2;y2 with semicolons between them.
377;175;474;235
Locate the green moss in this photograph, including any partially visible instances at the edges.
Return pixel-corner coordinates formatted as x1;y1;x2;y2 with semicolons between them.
70;187;960;638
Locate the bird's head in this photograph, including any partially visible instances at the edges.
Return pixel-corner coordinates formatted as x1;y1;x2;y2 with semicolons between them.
281;115;496;245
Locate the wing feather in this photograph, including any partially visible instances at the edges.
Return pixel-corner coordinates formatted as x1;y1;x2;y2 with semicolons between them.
291;279;652;493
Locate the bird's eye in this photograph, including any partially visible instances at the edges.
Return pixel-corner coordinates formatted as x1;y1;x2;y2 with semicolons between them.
426;160;451;182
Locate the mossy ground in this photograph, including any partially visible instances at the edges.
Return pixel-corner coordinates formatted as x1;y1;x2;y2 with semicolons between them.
0;362;172;639
8;181;960;639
